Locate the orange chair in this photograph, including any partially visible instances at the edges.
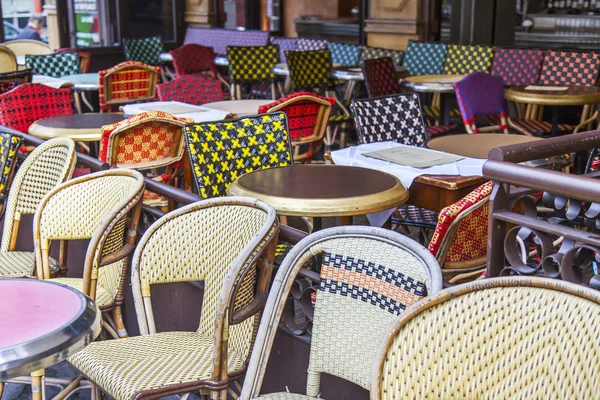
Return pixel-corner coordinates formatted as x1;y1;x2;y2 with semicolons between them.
98;61;160;112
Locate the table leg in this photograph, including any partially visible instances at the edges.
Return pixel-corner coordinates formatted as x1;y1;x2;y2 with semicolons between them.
31;370;43;400
340;216;353;225
551;107;559;137
74;92;83;114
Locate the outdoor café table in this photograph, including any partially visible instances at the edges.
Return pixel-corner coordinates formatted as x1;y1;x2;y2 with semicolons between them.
202;99;273;116
227;164;408;228
28;113;126;142
158;52;229;66
402;74;465;126
62;72;100;112
0;278;101;381
123;101;230;122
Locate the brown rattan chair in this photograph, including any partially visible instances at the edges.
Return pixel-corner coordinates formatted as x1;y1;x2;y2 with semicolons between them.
0;44;17;73
371;277;600;399
240;226;443;399
0;137;76;278
68;197;279;399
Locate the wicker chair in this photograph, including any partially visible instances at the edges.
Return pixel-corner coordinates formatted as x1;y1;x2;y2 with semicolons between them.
296;38;328;51
0;44;17;73
68;197;279;399
490;48;544;86
402;40;447;76
0;138;76;278
157;74;224;106
240;226;443;399
3;39;52;57
0;83;73;133
362;57;400;98
25;52;80;78
122;36;165;67
169;43;219;76
538;50;600;87
371;277;600;399
0;69;33;95
270;37;298;63
329;42;362;67
442;44;494;75
227;45;280;100
0;130;22;204
54;47;92;73
98;61;160;112
360;46;405;67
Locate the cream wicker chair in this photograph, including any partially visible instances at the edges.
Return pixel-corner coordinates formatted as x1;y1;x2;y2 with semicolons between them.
371;277;600;399
0;45;17;73
240;226;443;400
68;197;279;400
35;169;145;339
4;39;53;56
0;137;76;278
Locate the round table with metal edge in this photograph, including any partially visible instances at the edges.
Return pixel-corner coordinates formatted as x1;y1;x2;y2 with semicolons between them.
202;99;273;117
159;52;229;66
62;73;100;113
332;65;409;82
0;279;101;388
227;164;408;228
402;74;465;126
28;113;126;143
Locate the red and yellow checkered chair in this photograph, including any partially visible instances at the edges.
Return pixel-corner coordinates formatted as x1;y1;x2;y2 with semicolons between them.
98;111;192;209
98;61;160;112
428;181;492;283
157;75;224;106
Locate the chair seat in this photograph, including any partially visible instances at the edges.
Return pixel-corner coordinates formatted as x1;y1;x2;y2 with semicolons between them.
256;394;319;399
0;251;59;278
68;331;246;400
510;119;574;136
396;205;438;226
426;124;457;137
50;277;114;308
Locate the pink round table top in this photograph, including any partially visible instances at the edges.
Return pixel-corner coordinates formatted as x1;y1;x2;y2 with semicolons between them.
0;279;84;348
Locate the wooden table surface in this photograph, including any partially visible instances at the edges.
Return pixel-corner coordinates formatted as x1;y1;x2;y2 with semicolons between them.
28;113;126;142
427;134;540;159
408;174;487;212
505;85;600;106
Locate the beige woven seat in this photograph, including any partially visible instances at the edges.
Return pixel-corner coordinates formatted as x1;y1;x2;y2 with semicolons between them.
0;45;17;73
371;277;600;399
241;226;443;400
0;137;76;278
69;197;279;399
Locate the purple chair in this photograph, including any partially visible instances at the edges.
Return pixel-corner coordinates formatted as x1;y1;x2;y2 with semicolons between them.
491;48;544;86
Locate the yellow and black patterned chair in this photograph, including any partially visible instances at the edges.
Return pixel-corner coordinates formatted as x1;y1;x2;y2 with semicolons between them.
183;112;293;199
0;130;22;211
227;45;281;100
442;44;495;75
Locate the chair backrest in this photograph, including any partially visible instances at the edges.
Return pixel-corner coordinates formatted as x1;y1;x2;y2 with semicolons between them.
286;49;333;91
98;111;192;169
270;36;298;63
351;93;428;146
241;226;443;399
25;52;80;78
0;129;22;201
403;40;447;76
443;44;494;75
169;44;218;76
362;57;400;98
227;45;280;83
183;27;270;55
0;69;33;95
329;42;362;67
453;72;508;133
1;137;76;253
296;38;328;52
183;112;292;199
156;74;224;106
361;46;405;67
54;48;92;73
98;61;160;112
491;48;544;86
0;83;73;133
258;91;334;143
122;36;165;66
538;50;600;86
4;39;52;56
0;45;17;73
371;277;600;399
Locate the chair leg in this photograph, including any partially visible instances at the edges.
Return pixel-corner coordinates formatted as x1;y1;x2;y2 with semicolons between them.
112;306;129;338
31;371;43;400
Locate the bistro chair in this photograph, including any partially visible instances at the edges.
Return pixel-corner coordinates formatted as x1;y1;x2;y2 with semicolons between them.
329;42;362;67
0;44;17;73
402;40;447;76
0;83;73;133
25;51;80;78
240;225;443;399
0;138;76;278
371;277;600;399
296;38;328;51
98;111;192;209
362;57;400;98
490;48;544;86
360;46;405;67
157;74;224;106
0;130;22;211
54;47;92;73
538;50;600;86
442;44;494;75
227;45;281;100
122;36;165;67
0;69;33;95
68;197;279;400
98;61;160;112
4;39;52;57
270;36;298;63
183;112;292;199
169;43;219;77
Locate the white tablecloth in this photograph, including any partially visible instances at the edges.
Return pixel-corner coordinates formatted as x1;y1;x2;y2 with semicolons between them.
32;75;71;89
122;101;230;122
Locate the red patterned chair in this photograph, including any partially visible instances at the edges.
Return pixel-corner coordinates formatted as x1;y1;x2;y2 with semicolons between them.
490;48;543;86
362;57;400;98
99;111;192;209
0;83;72;133
99;61;161;112
156;75;224;106
258;92;333;162
538;50;600;86
169;44;219;77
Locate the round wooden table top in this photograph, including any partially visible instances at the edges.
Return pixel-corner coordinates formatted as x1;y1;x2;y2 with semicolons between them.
227;165;408;217
505;85;600;106
402;74;466;93
427;134;541;159
28;113;126;142
202;100;273;116
0;279;101;380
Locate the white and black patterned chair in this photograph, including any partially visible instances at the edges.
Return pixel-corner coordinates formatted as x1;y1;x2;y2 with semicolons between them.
25;52;80;78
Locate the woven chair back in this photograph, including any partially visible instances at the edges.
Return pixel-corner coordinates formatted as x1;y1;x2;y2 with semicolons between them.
0;130;22;200
372;277;600;399
227;45;280;83
362;57;400;98
402;40;447;76
442;44;494;75
351;93;428;146
296;38;328;52
270;36;298;63
4;39;52;57
241;226;443;399
0;137;76;252
491;48;543;86
54;48;92;73
0;83;73;133
329;42;362;67
0;45;17;73
453;72;508;127
157;75;224;106
169;44;218;76
25;52;80;78
285;49;333;91
360;46;405;67
183;112;292;199
98;61;160;112
184;27;270;55
99;111;192;169
0;69;33;95
538;50;600;86
122;36;165;66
